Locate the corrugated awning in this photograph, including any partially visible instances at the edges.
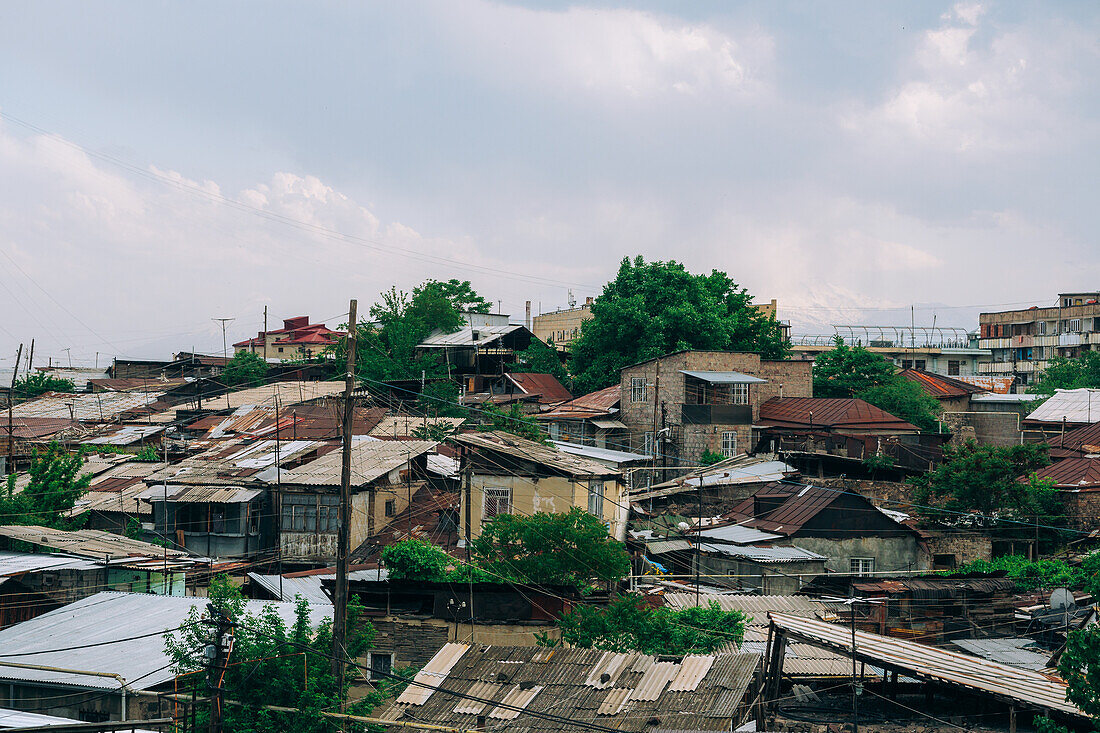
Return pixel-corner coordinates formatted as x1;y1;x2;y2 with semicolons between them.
591;419;628;429
680;370;767;384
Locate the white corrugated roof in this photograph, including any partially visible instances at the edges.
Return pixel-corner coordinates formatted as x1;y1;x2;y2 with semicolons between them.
280;440;436;486
248;569;388;603
0;551;100;577
680;370;768;384
0;592;331;691
418;324;528;348
551;441;648;464
698;543;827;563
0;707;157;732
697;524;784;545
1027;388;1100;424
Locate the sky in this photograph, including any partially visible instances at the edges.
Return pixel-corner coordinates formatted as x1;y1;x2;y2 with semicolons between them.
0;1;1098;367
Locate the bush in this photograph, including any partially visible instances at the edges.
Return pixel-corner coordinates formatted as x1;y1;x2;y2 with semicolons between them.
956;555;1085;592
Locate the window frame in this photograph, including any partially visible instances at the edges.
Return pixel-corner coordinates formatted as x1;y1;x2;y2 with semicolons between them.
630;377;647;403
721;431;738;458
368;652;394;681
483;487;512;520
587;480;605;517
849;557;875;576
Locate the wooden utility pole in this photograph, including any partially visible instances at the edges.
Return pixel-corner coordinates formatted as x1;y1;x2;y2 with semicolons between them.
26;339;34;375
332;299;357;696
262;306;268;361
7;343;23;475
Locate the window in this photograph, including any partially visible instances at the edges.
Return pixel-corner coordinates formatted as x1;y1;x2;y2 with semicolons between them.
1037;321;1047;335
850;558;875;576
1068;318;1082;333
630;377;647;403
721;431;737;458
282;494;339;533
730;383;749;405
913;359;926;370
588;481;605;516
385;499;396;517
278;347;284;353
947;360;961;376
368;652;393;681
900;360;912;369
483;487;512;519
933;553;957;570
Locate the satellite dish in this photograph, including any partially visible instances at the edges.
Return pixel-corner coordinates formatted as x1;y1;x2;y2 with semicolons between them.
677;522;689;531
1050;587;1075;612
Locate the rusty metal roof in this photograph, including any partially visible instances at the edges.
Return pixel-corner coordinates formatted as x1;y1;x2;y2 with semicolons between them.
204;404;386;440
768;611;1085;718
1030;457;1100;490
369;415;466;438
505;373;573;404
900;369;988;399
0;525;191;561
279;438;436;486
10;391;168;422
219;381;347;410
537;385;620;420
758;397;919;432
1054;421;1100;457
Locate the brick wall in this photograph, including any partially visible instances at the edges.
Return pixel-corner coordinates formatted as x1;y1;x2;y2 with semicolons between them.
924;531;993;566
1062;490;1100;533
941;412;1022;447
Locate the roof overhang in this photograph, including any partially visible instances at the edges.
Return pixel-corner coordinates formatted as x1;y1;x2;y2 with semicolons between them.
680;370;767;384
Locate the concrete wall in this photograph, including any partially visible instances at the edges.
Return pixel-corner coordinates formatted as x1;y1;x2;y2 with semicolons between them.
694;554;825;596
463;474;628;540
941;411;1022;447
789;535;929;575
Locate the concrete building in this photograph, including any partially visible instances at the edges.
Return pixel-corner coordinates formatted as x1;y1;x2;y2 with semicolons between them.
790;326;990;377
978;291;1100;386
617;350;812;469
233;315;341;360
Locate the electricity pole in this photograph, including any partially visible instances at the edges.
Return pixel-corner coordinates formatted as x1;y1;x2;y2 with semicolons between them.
212;318;235;409
7;344;23;475
332;299;357;699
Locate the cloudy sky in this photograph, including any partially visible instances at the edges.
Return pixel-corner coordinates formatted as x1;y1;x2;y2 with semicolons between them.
1;1;1098;366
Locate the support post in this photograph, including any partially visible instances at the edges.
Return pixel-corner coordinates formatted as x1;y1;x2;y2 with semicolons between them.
7;343;23;474
332;299;357;697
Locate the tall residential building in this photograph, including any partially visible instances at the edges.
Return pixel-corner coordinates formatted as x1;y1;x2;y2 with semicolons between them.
789;326;989;377
978;291;1100;386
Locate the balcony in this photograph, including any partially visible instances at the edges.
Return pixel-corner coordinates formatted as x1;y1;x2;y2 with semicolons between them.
1059;333;1083;347
681;404;752;425
978;338;1011;349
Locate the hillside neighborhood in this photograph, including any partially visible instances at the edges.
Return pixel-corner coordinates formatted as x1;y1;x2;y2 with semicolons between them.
2;271;1100;733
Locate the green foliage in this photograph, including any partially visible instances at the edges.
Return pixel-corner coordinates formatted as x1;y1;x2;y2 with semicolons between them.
223;350;269;387
699;449;725;466
511;338;570;386
812;337;897;397
554;594;745;655
1030;351;1100;396
132;445;162;462
417;380;466;418
1083;551;1100;600
380;540;493;583
0;442;90;529
569;256;790;394
412;278;492;314
1056;623;1100;727
477;402;548;443
165;576;389;733
1033;716;1073;733
411;420;464;442
857;379;942;432
955;555;1085;592
13;372;76;397
472;508;630;588
910;440;1060;522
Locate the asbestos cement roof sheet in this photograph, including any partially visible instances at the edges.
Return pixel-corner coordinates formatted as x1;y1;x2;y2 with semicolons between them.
279;439;436;486
680;371;767;384
418;324;529;348
696;524;784;545
951;639;1054;671
769;611;1085;718
0;591;331;691
0;551;100;576
454;431;619;478
10;392;168;422
550;441;648;465
82;425;166;446
662;593;841;619
0;525;191;561
219;381;347;410
1026;388;1100;425
697;544;827;563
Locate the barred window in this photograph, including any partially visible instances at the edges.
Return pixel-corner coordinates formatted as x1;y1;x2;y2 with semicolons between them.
484;487;512;519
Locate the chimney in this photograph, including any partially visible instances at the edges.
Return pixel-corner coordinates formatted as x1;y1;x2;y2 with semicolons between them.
525;301;532;329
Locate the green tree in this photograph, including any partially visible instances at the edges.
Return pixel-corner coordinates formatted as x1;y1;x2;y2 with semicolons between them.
0;442;91;529
569;257;790;394
472;508;630;588
553;594;745;655
223;350;269;387
857;379;942;432
699;449;725;466
13;372;75;397
477;403;548;443
381;539;492;583
417;380;467;418
1054;623;1100;729
1030;351;1100;396
511;337;570;387
165;576;392;733
812;337;897;397
955;555;1085;592
911;441;1061;523
412;279;492;314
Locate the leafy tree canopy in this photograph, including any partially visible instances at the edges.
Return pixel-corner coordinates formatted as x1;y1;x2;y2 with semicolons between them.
856;379;942;432
955;555;1086;592
569;257;790;394
910;440;1061;525
1;442;90;529
471;508;630;588
477;402;548;443
13;372;75;397
699;449;725;466
223;350;269;388
1030;351;1100;396
380;539;490;583
1055;622;1100;729
553;594;745;655
412;278;492;314
165;576;399;733
511;338;569;386
812;337;896;397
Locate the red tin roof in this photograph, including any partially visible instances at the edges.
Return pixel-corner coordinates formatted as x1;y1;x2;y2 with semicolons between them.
759;397;919;432
900;369;989;399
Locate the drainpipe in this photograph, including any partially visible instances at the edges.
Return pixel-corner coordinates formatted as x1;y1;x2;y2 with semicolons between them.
0;662;128;719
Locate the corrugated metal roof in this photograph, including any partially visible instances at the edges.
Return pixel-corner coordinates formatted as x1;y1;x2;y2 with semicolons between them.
418;324;529;348
82;425;166;446
758;397;919;432
1027;388;1100;425
643;539;693;554
551;441;648;465
900;369;988;399
769;611;1084;717
219;382;346;410
505;373;573;404
0;551;99;576
146;438;328;486
0;525;191;561
0;592;330;691
248;569;385;603
160;485;263;503
951;639;1053;671
1030;457;1100;489
634;455;797;501
698;544;827;563
10;392;167;422
696;524;784;545
663;593;841;618
537;386;621;420
280;439;436;486
454;431;619;478
369;416;467;438
680;371;767;384
0;707;159;732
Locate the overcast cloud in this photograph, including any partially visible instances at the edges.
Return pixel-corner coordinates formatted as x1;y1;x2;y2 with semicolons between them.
0;1;1098;365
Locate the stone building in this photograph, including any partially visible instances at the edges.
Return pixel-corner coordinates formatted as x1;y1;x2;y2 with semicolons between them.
617;350;812;469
